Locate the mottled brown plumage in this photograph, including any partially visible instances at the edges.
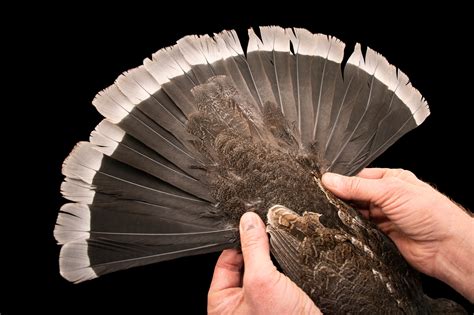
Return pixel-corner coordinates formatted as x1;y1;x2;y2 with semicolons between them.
188;77;465;314
189;77;433;313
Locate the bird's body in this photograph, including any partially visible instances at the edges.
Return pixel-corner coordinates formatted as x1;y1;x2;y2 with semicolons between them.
55;27;466;313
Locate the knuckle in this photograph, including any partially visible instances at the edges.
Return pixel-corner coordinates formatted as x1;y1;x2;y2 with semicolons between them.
348;177;362;194
388;168;405;178
390;168;418;181
241;234;261;253
381;176;403;190
381;177;415;201
400;169;417;179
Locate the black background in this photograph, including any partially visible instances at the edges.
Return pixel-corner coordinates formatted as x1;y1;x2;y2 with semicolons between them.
3;4;473;314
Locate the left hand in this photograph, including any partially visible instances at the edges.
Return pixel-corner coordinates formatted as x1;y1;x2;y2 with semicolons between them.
207;212;321;314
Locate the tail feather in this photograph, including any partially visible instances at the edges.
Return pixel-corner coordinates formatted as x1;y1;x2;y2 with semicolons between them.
177;35;219;83
246;28;280;107
310;35;345;149
60;238;234;283
144;48;197;117
261;26;298;124
288;28;316;145
63;143;209;210
90;120;211;200
94;89;206;178
56;200;227;246
220;30;265;109
214;30;262;110
323;51;365;158
325;45;428;174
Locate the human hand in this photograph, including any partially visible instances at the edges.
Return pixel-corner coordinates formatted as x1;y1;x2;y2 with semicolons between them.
208;212;321;314
322;168;474;301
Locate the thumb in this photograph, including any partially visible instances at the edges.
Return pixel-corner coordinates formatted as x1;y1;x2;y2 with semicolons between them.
239;212;274;276
322;172;384;202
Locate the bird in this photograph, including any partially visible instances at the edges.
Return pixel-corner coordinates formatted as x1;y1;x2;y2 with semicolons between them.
55;26;466;314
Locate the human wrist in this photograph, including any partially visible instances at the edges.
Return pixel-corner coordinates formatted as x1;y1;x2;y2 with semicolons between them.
434;205;474;302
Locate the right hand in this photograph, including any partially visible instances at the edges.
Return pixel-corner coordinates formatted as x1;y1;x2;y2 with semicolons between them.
322;168;474;301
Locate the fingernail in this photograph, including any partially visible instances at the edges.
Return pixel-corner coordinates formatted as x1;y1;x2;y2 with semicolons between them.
322;172;343;188
241;212;258;231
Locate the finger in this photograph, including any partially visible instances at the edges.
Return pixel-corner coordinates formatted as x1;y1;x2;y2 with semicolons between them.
239;212;274;278
322;172;386;203
359;168;423;187
208;249;243;293
387;169;425;186
357;168;388;179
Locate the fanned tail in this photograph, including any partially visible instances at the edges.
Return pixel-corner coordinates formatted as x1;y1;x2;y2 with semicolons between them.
56;26;430;283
